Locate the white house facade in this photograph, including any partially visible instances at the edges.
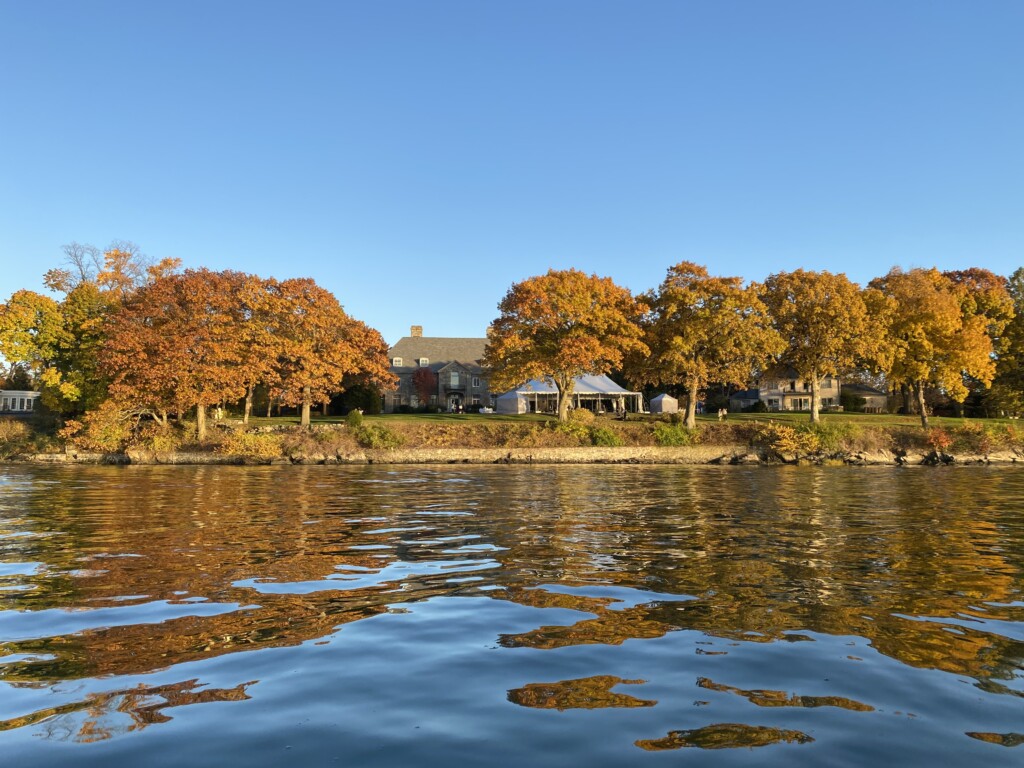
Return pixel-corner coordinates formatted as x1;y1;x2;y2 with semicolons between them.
0;390;40;414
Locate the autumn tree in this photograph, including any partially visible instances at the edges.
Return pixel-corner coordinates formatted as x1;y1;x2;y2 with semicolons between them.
989;267;1024;416
103;269;251;439
629;262;784;428
0;289;63;390
264;278;395;427
0;243;181;416
761;270;880;423
412;365;438;407
483;269;647;422
869;267;997;429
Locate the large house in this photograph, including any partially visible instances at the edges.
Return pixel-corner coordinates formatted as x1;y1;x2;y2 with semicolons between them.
729;368;842;412
384;326;493;413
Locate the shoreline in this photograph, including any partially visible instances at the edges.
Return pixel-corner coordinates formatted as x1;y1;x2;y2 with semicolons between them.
9;445;1023;466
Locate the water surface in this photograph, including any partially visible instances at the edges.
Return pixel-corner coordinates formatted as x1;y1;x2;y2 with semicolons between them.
1;465;1022;766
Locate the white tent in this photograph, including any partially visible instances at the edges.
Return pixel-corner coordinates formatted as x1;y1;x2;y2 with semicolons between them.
496;391;528;414
496;375;644;415
650;393;678;414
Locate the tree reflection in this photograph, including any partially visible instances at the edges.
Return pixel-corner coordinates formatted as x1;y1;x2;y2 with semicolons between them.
1;464;1023;744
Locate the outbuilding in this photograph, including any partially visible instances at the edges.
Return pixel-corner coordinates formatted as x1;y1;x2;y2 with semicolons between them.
649;393;678;414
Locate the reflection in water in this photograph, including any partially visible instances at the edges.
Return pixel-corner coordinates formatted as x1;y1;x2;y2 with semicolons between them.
0;678;254;742
966;732;1024;747
0;464;1023;766
635;723;815;750
507;676;655;710
696;676;875;711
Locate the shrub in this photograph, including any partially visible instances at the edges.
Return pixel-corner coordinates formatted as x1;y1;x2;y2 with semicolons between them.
808;422;862;454
744;400;769;414
926;427;953;453
0;419;30;443
346;409;364;428
653;422;701;447
753;422;821;457
217;431;282;459
0;419;32;458
137;422;182;453
590;426;623;447
553;420;591;444
354;424;404;449
58;403;133;452
568;408;596;425
668;412;683;426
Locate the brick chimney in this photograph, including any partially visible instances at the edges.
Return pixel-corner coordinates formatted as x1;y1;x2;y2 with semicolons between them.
410;325;423;338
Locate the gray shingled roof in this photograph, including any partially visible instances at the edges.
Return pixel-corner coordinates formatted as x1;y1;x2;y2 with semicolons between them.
388;336;487;373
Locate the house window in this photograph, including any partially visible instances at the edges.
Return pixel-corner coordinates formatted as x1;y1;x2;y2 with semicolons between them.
19;398;26;410
1;398;7;410
472;376;480;388
451;371;460;387
26;398;33;411
419;358;429;367
790;381;797;391
392;357;402;367
430;395;437;405
472;396;481;406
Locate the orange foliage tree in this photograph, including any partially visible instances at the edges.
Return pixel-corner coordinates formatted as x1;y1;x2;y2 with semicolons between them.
484;269;647;422
102;269;252;439
263;278;395;427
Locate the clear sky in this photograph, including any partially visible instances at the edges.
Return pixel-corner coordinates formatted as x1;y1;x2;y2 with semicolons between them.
2;1;1021;345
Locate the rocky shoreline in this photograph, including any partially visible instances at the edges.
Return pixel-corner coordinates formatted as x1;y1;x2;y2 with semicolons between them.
12;445;1024;466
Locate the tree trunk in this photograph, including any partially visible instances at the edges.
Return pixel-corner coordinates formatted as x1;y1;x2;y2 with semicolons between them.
810;369;821;424
301;386;312;428
196;404;207;441
916;381;929;429
685;379;699;430
900;383;913;415
266;399;273;419
322;401;329;417
557;377;573;422
244;385;253;425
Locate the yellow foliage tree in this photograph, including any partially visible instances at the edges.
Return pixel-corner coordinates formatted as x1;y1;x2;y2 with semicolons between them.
870;267;998;428
761;270;879;423
484;269;647;422
630;262;783;428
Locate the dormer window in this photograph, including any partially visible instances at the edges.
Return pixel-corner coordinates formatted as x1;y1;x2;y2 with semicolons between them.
392;357;402;367
419;358;429;367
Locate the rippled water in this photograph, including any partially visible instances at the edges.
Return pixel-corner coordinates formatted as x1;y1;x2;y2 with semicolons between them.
0;464;1022;766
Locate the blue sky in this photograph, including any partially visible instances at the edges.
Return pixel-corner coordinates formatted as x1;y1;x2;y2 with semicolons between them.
2;1;1021;344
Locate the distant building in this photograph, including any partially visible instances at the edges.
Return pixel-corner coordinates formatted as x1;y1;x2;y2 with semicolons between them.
0;390;40;415
729;368;842;412
841;383;889;413
384;326;492;412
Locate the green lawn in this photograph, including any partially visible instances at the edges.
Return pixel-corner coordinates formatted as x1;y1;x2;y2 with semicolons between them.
241;412;558;427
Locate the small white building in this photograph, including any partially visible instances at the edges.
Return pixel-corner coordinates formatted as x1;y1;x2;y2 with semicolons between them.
0;390;40;414
649;394;678;414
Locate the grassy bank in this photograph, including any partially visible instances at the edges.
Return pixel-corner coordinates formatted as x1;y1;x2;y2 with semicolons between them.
3;411;1023;463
